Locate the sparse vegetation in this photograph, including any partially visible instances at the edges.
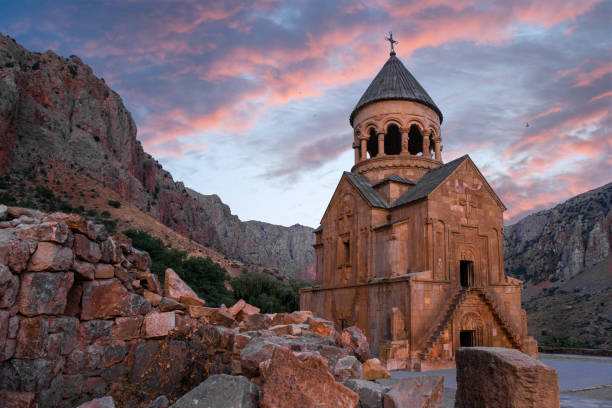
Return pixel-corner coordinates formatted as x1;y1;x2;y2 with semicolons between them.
108;200;121;208
231;272;310;313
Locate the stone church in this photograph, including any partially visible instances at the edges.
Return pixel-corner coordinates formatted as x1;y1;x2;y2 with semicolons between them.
300;47;538;371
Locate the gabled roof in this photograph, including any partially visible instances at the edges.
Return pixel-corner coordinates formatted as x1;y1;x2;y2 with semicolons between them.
350;54;443;125
391;155;468;207
372;174;416;188
344;172;389;208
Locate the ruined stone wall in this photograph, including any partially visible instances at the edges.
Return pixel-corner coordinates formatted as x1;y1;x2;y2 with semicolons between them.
0;208;234;407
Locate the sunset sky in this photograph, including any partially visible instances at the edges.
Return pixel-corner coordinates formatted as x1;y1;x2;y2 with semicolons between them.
2;0;611;227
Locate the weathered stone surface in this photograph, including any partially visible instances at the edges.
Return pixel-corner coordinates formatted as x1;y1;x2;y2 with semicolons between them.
81;279;151;320
128;248;152;270
333;355;362;381
0;262;19;307
79;320;114;343
95;263;115;279
209;308;236;327
240;313;271;332
146;395;170;408
383;376;444;408
100;238;122;264
259;346;358;408
144;289;162;306
0;204;7;221
15;316;49;358
362;358;391;380
228;299;247;316
48;316;78;356
76;396;116;408
18;272;74;316
229;299;261;321
144;312;176;338
178;295;204;307
74;233;102;263
455;347;559;408
16;221;69;244
144;272;162;295
342;326;370;363
271;310;312;326
0;237;31;273
4;391;37;408
0;309;9;351
240;337;282;377
170;374;259;408
113;316;143;340
307;316;336;337
164;268;204;305
343;379;388;408
73;260;96;280
45;212;88;235
269;324;301;336
159;297;186;312
28;241;73;271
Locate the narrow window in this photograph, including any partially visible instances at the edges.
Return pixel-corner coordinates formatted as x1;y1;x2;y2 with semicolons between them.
385;124;401;155
367;128;378;158
343;241;350;265
460;260;473;287
408;125;423;155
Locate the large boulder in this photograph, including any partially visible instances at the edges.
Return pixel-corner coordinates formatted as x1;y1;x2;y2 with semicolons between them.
342;379;389;408
333;355;362;381
383;376;444;408
259;346;358;408
170;374;259;408
455;347;559;408
164;268;205;306
341;326;370;362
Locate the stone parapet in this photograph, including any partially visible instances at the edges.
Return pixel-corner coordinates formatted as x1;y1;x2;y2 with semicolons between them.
351;155;441;185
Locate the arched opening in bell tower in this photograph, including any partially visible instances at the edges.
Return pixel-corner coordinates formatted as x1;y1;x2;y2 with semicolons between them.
367;128;378;158
408;125;423;155
385;124;402;155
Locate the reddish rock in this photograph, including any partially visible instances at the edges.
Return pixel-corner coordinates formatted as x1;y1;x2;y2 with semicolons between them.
0;310;8;350
144;311;176;338
4;391;36;408
95;263;115;279
65;282;83;316
143;289;162;306
113;264;129;282
362;358;391;380
236;303;261;321
383;376;444;408
16;221;69;243
74;233;102;263
240;313;272;332
159;297;186;312
0;238;32;272
144;272;162;295
81;279;151;320
209;308;236;327
18;272;74;316
79;320;114;343
0;263;19;307
333;355;362;381
259;346;359;408
269;324;301;336
100;238;122;264
271;310;312;325
179;295;205;307
48;316;78;356
455;347;559;408
341;326;371;363
45;212;88;235
307;316;336;337
240;338;283;377
228;299;247;316
113;316;143;340
75;396;116;408
28;241;73;271
129;248;152;270
164;268;205;305
233;333;251;354
73;260;96;280
15;316;49;358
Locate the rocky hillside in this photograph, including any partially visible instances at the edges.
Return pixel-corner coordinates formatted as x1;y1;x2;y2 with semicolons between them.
503;182;611;348
0;33;314;279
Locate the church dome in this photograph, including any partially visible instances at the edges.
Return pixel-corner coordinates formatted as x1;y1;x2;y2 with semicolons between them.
349;53;443;126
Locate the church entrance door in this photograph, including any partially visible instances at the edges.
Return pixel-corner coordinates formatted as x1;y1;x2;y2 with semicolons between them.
460;260;473;287
460;330;475;347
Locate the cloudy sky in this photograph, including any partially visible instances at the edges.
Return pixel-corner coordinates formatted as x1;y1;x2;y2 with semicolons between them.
2;0;611;227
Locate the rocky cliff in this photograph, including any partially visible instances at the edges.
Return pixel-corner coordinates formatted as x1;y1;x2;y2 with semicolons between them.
504;182;611;285
503;182;611;348
0;33;314;279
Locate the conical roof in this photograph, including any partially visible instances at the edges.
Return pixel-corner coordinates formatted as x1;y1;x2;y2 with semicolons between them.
350;53;443;125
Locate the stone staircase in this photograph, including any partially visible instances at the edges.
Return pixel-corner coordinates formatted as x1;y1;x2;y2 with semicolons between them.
418;287;524;359
418;288;468;359
475;288;523;349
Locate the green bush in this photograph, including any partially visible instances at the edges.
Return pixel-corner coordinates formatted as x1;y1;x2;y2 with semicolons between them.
108;200;121;208
231;272;310;313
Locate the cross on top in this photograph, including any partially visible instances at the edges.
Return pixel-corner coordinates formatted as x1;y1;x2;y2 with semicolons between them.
385;31;398;55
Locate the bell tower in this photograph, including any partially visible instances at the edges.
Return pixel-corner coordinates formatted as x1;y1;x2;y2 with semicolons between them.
350;36;444;183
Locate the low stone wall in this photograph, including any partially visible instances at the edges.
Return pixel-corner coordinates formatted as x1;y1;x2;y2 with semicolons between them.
538;346;612;357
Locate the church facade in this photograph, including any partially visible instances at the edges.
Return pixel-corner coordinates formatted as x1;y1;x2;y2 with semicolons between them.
300;49;538;371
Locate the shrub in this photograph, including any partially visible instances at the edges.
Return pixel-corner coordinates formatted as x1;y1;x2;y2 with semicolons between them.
231;272;310;313
108;200;121;208
101;210;111;218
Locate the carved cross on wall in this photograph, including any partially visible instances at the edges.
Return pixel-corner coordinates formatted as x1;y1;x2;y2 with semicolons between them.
460;190;478;222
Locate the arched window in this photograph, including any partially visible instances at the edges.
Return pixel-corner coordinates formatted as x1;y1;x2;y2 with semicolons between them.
367;128;378;158
408;125;423;155
429;132;435;157
385;124;401;155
